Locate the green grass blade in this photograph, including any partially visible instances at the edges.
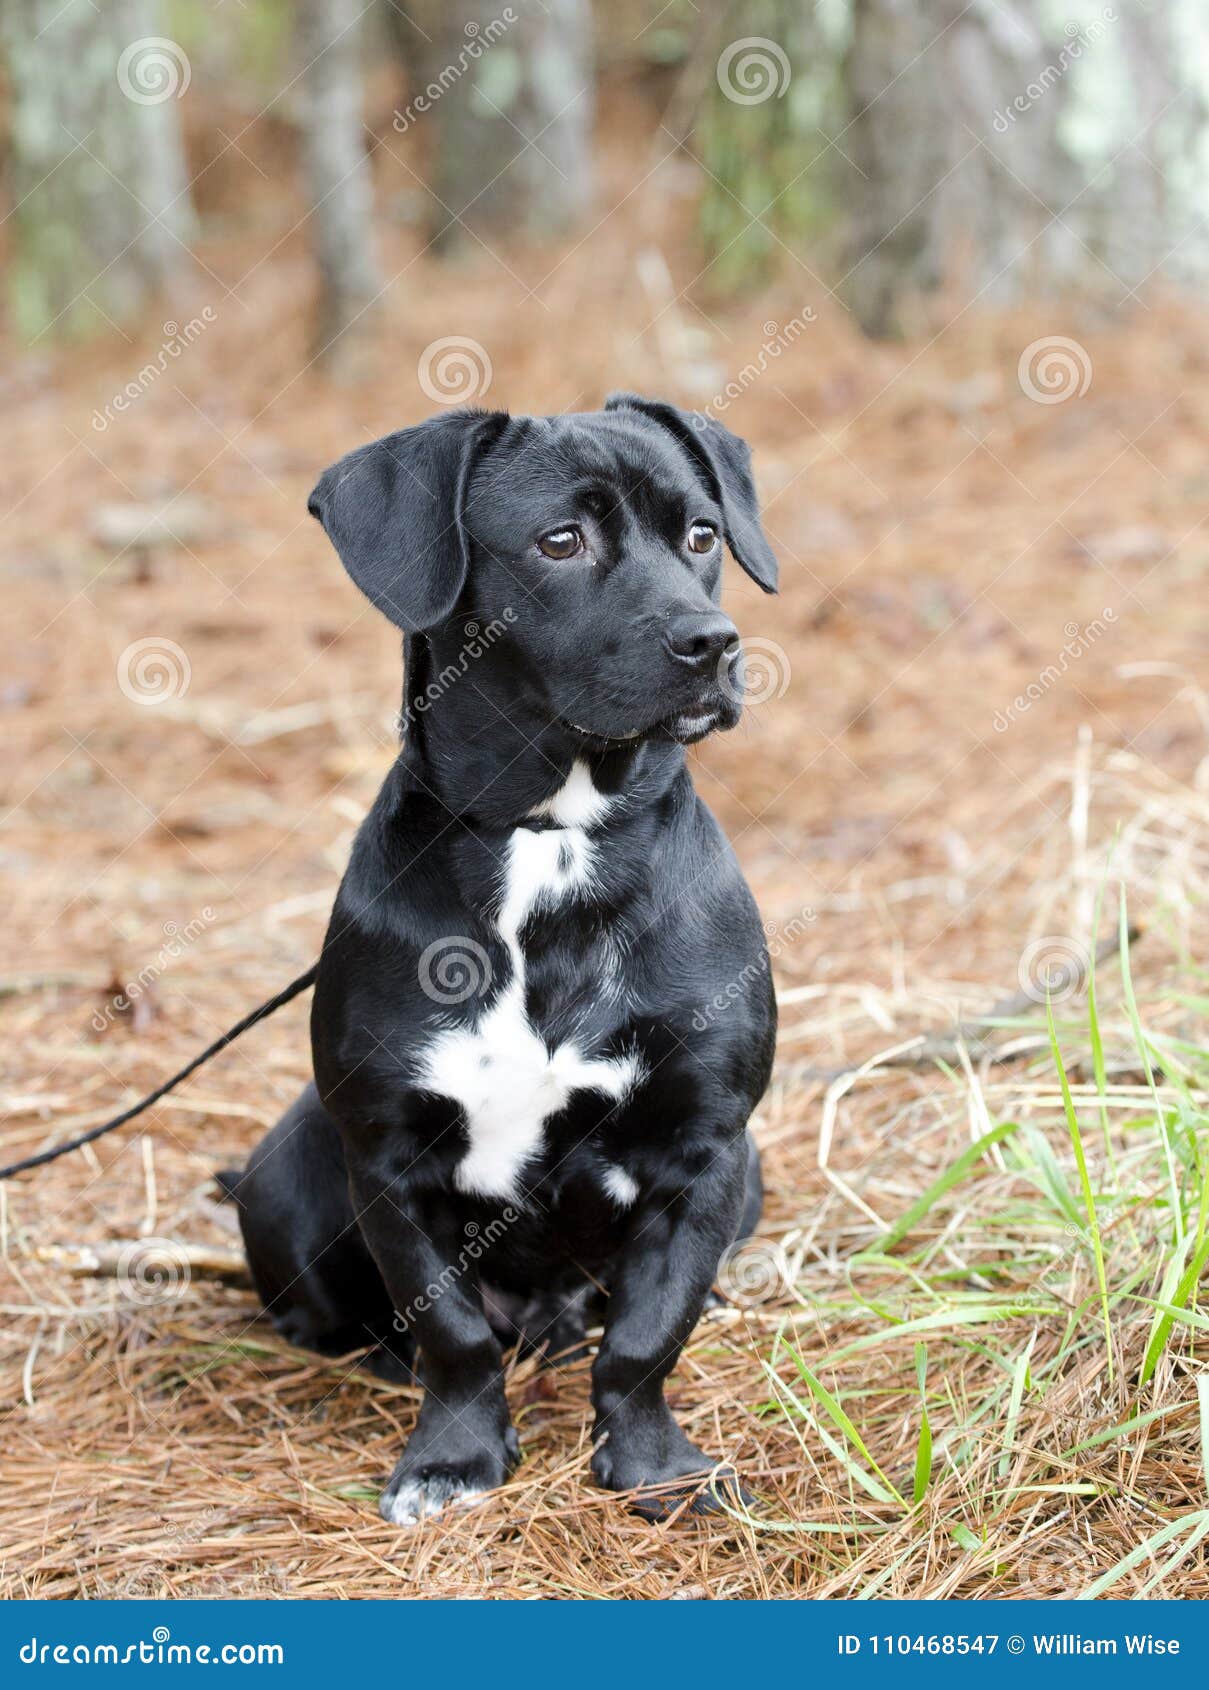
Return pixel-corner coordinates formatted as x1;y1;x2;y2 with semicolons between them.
784;1349;906;1507
912;1342;932;1506
1017;1123;1082;1228
1136;1515;1209;1597
998;1332;1035;1481
827;1303;1051;1364
1062;1403;1188;1455
877;1120;1019;1252
1120;888;1183;1247
1047;993;1114;1385
1087;864;1121;1181
1138;1231;1209;1386
1079;1511;1209;1599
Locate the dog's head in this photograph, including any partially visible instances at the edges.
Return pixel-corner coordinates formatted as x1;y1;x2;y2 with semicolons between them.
308;395;778;748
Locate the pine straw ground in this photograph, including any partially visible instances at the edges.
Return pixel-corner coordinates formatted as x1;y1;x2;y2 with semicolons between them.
4;157;1209;1596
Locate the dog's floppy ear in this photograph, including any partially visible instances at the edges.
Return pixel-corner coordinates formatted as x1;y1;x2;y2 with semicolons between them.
308;409;507;631
604;393;778;593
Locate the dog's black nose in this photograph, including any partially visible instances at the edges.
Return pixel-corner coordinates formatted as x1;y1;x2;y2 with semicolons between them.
662;611;740;672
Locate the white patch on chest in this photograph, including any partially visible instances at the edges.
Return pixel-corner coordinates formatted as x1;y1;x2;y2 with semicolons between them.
601;1163;639;1208
416;763;640;1201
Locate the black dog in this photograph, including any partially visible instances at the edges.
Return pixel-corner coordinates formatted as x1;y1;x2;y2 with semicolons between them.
226;394;778;1525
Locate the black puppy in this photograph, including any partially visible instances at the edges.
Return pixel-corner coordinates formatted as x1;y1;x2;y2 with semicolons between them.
227;394;778;1525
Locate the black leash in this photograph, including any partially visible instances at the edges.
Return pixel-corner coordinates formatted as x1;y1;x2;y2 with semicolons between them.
0;963;319;1180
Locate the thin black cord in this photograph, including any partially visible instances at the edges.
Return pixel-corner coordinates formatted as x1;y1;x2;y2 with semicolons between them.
0;964;319;1180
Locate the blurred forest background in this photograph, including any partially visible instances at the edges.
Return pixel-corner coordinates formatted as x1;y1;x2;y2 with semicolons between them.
6;0;1209;1601
7;0;1209;346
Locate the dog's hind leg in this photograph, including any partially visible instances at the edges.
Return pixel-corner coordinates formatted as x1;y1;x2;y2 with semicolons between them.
223;1083;414;1382
734;1129;764;1245
484;1280;597;1368
698;1131;765;1315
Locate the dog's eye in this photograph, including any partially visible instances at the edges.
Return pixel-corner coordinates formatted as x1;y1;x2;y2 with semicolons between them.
537;527;583;560
687;521;718;554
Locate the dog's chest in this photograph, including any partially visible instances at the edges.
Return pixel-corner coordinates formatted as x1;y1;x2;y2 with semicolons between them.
416;766;640;1201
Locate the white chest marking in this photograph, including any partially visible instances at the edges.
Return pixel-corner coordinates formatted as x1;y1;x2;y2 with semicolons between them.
602;1163;639;1208
416;763;641;1201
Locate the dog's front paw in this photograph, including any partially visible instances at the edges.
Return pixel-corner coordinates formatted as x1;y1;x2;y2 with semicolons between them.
379;1427;519;1528
380;1464;489;1526
592;1413;752;1522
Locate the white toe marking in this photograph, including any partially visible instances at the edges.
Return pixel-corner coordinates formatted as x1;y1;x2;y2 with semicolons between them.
382;1479;488;1528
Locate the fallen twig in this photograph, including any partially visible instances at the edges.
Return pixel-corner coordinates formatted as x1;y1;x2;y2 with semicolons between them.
36;1242;250;1287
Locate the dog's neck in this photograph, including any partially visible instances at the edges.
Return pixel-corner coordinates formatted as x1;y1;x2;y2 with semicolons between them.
396;632;687;830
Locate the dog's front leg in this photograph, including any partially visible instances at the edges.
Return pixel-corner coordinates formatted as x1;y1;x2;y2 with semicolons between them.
591;1136;747;1519
349;1169;519;1527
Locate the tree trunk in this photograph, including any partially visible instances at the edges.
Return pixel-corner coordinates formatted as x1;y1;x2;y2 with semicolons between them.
845;0;1060;337
688;0;840;298
2;0;195;341
843;0;1206;337
424;0;594;254
297;0;382;364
